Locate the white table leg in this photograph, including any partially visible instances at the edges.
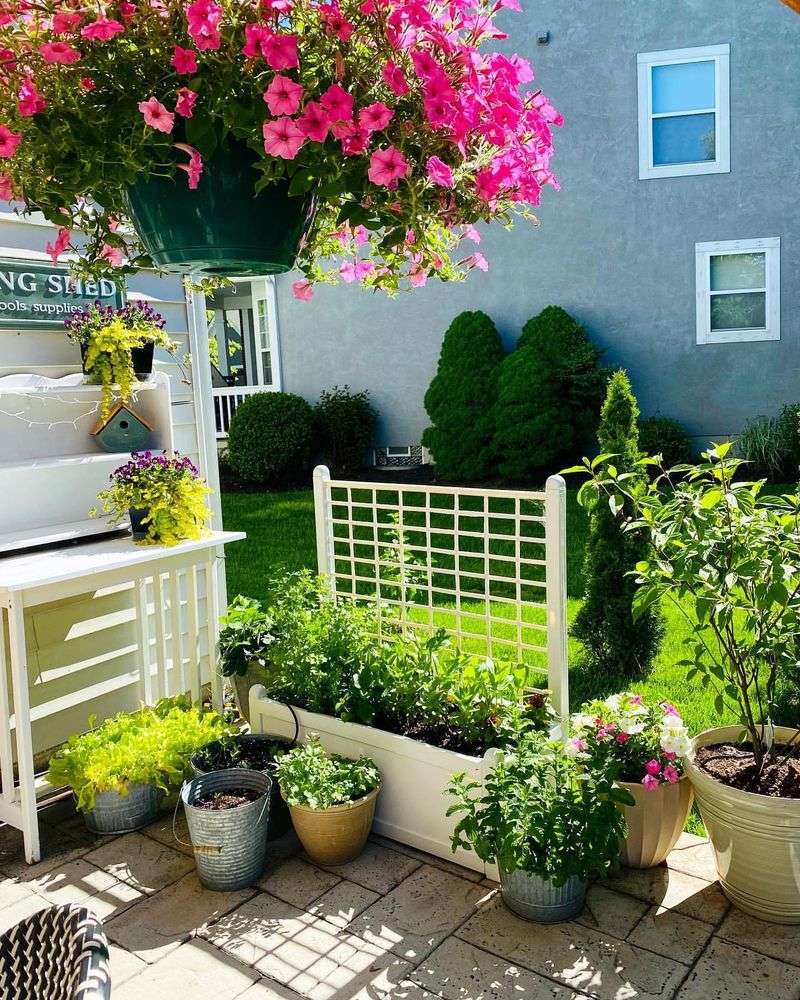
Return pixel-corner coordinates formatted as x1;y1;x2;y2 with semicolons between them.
7;598;40;864
205;556;222;712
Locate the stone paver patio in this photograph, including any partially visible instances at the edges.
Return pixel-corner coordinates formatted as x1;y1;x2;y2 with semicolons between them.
1;801;798;1000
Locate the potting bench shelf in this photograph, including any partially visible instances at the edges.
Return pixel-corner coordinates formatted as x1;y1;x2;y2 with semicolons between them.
0;530;244;864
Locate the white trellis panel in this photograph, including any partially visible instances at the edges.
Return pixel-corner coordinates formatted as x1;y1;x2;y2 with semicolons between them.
312;466;569;723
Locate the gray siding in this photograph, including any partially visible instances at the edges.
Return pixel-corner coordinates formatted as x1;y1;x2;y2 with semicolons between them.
273;0;800;449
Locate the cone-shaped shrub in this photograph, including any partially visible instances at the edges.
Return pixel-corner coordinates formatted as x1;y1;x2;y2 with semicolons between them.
422;311;505;481
571;370;664;677
495;306;605;480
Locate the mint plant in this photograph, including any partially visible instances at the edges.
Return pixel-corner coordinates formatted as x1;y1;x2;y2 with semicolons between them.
274;735;380;810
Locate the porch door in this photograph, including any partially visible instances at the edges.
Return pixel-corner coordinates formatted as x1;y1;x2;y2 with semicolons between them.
251;278;277;388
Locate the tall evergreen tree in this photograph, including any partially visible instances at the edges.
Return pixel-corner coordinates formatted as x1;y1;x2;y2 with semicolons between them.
571;370;665;677
494;306;605;481
422;311;505;481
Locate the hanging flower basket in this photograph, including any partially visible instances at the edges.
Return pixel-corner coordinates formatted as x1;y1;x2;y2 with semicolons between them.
0;0;561;295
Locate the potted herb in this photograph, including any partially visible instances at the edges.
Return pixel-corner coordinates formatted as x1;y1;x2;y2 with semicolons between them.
190;731;294;839
65;303;176;420
92;451;212;545
181;767;272;890
0;0;561;289
46;696;232;834
448;733;628;922
568;693;693;868
574;444;800;923
274;735;380;865
218;595;275;722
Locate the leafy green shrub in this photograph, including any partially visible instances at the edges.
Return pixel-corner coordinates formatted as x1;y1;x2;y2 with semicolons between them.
218;595;274;678
227;391;315;487
274;735;381;809
422;311;505;481
314;386;376;476
447;732;628;883
735;404;800;481
494;306;605;480
570;371;664;677
46;697;232;812
638;416;692;467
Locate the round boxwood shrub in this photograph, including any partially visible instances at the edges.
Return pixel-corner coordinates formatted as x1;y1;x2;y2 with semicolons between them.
315;386;376;476
227;391;315;487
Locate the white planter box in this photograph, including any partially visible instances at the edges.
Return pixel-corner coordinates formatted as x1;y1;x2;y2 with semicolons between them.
249;685;493;875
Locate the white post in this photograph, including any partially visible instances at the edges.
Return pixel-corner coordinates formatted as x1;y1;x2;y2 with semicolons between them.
7;599;39;863
545;475;569;729
313;465;335;586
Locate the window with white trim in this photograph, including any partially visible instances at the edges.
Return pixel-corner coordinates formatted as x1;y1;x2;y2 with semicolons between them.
637;44;730;179
695;238;780;345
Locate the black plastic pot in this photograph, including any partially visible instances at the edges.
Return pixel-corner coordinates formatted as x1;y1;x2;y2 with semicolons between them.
128;507;149;541
190;734;293;840
79;340;154;377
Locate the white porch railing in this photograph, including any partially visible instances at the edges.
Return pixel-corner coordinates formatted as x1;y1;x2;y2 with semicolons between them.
213;384;273;438
312;465;569;722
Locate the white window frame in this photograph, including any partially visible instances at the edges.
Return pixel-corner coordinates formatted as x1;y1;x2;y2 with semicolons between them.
637;43;730;180
695;237;780;345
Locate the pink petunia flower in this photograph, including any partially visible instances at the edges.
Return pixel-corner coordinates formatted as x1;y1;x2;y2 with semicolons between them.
261;32;298;71
292;279;313;301
262;116;305;160
171;46;197;74
354;260;374;280
52;11;83;33
175;142;203;189
45;226;70;263
339;260;357;283
367;145;408;188
320;83;353;122
100;243;124;267
426;155;454;188
263;75;303;116
465;252;488;272
663;764;680;784
382;60;409;96
18;77;46;117
296;101;330;142
138;96;174;133
337;123;370;156
80;17;125;40
0;173;14;200
39;40;81;64
320;2;353;41
462;225;481;244
175;87;197;117
615;731;630;744
353;225;368;246
358;101;394;134
186;0;222;51
118;1;137;20
0;125;22;158
645;759;661;777
80;77;95;91
408;265;427;287
642;774;660;792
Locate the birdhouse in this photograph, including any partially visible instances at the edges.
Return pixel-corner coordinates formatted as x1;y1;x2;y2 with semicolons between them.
91;403;154;453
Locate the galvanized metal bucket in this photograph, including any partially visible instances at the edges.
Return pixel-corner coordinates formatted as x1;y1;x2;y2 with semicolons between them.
499;867;586;923
85;782;162;835
181;768;271;891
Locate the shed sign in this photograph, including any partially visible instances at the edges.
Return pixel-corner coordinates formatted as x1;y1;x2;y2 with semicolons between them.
0;260;125;329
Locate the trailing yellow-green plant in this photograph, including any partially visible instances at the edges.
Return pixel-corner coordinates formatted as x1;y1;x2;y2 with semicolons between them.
92;451;212;546
65;302;176;420
46;696;234;813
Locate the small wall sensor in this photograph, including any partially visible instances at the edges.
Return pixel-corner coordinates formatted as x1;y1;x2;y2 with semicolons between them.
537;31;550;44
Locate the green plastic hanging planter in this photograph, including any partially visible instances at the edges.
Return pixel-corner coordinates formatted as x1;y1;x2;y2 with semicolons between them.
126;138;314;277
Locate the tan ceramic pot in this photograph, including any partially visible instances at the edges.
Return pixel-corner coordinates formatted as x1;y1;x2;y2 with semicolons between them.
286;786;380;865
619;775;693;868
685;725;800;924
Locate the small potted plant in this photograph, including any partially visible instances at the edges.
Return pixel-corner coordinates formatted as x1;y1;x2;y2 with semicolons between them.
567;693;693;868
46;696;232;834
92;450;212;545
66;303;177;420
575;443;800;922
274;734;381;865
190;730;294;840
218;595;275;722
448;733;628;922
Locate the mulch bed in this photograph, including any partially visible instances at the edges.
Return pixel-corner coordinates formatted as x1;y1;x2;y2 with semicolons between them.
694;741;800;798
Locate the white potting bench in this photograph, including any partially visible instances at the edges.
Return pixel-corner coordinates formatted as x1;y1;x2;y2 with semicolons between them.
0;530;244;863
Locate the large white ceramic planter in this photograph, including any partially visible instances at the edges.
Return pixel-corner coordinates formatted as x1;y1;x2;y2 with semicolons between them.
685;725;800;924
249;686;491;875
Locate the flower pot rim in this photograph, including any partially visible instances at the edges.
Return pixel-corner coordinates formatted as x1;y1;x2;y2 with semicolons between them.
282;784;381;814
618;774;691;790
686;724;800;807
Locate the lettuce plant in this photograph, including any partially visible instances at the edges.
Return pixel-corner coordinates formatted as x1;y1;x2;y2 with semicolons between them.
0;0;561;293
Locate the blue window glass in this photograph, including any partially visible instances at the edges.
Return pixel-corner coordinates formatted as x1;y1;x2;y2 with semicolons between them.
653;113;715;165
652;60;715;113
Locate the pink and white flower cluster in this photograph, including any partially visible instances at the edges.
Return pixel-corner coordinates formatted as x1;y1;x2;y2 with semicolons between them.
567;692;690;791
0;0;561;290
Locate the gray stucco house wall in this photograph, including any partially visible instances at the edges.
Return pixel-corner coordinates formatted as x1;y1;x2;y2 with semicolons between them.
272;0;800;453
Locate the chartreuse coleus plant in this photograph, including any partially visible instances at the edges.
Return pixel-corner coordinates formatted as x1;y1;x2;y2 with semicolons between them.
0;0;561;294
447;732;629;885
65;302;177;419
274;734;380;809
91;450;212;545
47;695;234;813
